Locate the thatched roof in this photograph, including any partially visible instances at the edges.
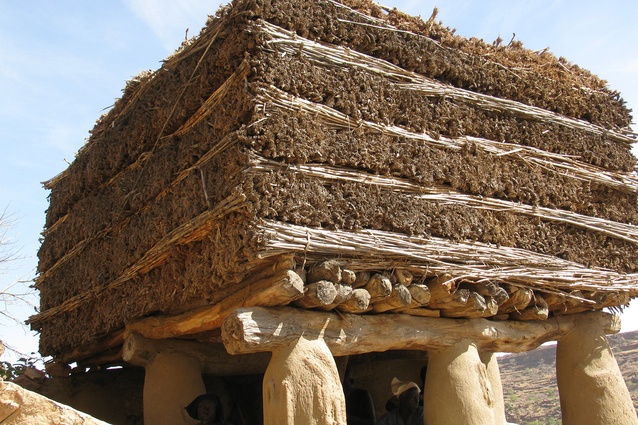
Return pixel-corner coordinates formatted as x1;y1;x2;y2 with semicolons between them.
31;0;638;360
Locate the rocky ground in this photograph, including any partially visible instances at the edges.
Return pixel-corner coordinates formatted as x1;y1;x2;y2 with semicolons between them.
499;328;638;424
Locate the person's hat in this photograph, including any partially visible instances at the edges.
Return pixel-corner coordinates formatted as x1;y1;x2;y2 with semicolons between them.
185;393;220;420
391;377;421;396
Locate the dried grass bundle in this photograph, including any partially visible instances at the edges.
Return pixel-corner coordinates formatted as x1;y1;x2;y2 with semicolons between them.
257;220;638;294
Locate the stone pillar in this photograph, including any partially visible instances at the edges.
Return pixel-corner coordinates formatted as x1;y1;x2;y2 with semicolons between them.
424;340;497;425
556;315;638;425
262;336;347;425
143;353;205;425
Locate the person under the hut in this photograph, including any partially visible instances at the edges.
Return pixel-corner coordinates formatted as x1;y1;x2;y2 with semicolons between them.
377;378;424;425
185;393;233;425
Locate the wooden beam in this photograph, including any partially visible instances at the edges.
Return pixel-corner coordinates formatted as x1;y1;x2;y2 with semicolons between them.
364;273;392;302
370;284;412;313
394;269;414;286
498;286;533;314
307;260;342;284
401;307;440;318
293;280;337;309
77;348;125;370
510;295;549;321
221;306;620;356
441;293;498;319
352;271;371;289
59;329;125;364
425;274;458;308
126;269;305;340
336;288;371;314
470;282;509;306
123;332;270;375
318;283;353;311
407;283;431;305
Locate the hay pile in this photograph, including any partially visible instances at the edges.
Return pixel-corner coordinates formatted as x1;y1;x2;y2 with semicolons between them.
31;0;638;358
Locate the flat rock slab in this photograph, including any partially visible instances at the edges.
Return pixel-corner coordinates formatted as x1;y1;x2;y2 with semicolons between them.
0;380;109;425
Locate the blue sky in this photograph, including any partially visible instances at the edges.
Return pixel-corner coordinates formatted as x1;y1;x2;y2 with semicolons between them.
1;1;636;361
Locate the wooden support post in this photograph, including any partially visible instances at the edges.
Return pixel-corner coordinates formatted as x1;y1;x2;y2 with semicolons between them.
556;314;638;425
424;340;497;425
263;336;347;425
221;307;620;356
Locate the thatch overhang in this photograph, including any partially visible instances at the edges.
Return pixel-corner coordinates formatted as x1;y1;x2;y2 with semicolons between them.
30;0;638;364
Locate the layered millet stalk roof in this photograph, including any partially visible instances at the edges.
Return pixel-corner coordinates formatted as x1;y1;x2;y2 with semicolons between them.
30;0;638;360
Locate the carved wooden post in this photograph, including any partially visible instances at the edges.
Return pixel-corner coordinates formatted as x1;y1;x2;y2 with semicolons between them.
143;352;205;425
556;315;638;425
263;335;347;425
424;340;498;425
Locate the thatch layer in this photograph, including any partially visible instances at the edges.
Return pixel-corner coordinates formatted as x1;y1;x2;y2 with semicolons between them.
241;0;631;128
32;0;637;357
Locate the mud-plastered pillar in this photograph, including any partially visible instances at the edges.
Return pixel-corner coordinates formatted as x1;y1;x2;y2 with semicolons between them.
424;339;497;425
480;351;507;425
556;315;638;425
263;336;347;425
143;353;205;425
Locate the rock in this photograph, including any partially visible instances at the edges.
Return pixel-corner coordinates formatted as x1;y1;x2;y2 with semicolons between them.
0;380;109;424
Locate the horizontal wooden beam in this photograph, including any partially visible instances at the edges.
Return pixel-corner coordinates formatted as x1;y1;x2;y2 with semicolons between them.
59;329;125;364
221;306;620;356
125;269;305;340
123;332;270;375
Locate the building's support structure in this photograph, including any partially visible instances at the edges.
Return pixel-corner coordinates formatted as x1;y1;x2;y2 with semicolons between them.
263;336;346;425
142;353;205;425
482;351;507;425
121;306;636;425
556;314;638;425
424;341;504;425
122;333;271;425
220;306;619;355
